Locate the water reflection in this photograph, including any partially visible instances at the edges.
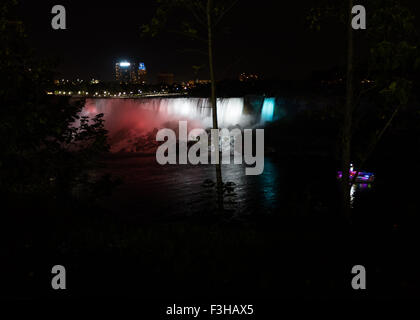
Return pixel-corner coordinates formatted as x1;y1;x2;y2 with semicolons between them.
350;183;371;208
101;156;282;217
100;156;371;217
256;158;281;211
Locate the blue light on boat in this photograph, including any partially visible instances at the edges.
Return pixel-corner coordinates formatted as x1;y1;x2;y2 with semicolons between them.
337;167;375;183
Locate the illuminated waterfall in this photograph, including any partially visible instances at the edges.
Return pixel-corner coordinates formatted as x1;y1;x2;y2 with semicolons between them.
83;97;246;132
157;97;244;128
82;97;248;152
260;98;275;123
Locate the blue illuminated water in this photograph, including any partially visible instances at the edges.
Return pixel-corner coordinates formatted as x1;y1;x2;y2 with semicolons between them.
261;98;275;123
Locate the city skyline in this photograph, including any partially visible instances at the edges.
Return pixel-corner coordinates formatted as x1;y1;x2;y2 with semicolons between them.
22;0;420;82
115;60;147;84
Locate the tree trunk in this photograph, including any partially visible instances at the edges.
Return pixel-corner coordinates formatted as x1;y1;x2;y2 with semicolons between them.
341;0;354;221
350;104;401;188
207;0;224;211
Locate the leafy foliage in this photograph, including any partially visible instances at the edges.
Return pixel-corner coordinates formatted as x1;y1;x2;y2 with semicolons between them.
141;0;237;49
0;0;114;200
308;0;419;164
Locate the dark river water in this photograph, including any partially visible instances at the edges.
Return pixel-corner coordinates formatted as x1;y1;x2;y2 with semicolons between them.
99;156;282;217
98;155;371;219
82;97;371;219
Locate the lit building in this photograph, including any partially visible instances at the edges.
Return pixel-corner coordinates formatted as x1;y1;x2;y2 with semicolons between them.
239;72;259;82
186;79;210;86
137;62;147;84
115;60;147;84
195;79;210;85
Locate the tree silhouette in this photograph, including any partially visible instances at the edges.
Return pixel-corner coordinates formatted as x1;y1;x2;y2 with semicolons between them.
142;0;239;211
308;0;419;219
0;0;113;201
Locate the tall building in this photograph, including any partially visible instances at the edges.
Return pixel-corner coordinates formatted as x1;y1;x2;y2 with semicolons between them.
137;62;147;84
115;60;147;84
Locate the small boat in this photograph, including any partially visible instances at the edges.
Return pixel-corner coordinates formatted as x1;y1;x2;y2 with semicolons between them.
337;164;375;183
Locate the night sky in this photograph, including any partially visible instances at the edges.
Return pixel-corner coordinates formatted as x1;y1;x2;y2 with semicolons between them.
19;1;420;83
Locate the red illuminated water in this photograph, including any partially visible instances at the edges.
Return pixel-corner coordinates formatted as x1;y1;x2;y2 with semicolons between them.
82;98;253;153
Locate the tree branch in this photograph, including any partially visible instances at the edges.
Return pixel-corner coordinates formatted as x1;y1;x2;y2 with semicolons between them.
215;0;239;26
